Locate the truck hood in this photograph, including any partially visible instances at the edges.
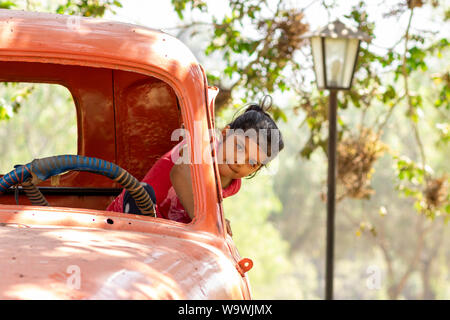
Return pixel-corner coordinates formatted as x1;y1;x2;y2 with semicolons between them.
0;205;250;299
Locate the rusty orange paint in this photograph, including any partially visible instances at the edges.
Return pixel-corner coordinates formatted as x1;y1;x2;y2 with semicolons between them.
0;9;252;299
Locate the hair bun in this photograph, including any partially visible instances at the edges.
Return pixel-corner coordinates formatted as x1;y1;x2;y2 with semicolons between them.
245;104;264;113
244;95;273;114
259;95;273;112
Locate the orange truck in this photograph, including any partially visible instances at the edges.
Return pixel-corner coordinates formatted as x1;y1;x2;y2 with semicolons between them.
0;9;253;299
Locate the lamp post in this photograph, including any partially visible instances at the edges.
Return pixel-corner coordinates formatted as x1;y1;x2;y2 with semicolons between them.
302;20;370;300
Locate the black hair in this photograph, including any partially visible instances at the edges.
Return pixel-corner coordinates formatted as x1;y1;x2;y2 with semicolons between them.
225;96;284;178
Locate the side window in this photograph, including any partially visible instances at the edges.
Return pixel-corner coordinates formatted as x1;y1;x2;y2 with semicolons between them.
0;82;77;173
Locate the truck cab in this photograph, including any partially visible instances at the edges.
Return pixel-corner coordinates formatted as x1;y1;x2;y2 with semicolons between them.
0;9;252;299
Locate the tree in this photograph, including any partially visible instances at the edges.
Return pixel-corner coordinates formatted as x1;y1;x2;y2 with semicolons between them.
170;0;449;214
171;0;449;299
0;83;77;173
0;0;123;121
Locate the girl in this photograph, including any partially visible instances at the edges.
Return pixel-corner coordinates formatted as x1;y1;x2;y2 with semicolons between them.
106;96;284;236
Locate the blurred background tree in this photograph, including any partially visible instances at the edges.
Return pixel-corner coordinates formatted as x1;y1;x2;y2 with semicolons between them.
0;0;123;122
0;83;77;172
170;0;449;299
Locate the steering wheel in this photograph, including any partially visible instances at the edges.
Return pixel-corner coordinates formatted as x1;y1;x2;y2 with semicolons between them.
0;155;156;217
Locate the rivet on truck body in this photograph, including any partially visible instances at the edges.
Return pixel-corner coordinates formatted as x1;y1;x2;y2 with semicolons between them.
237;258;253;275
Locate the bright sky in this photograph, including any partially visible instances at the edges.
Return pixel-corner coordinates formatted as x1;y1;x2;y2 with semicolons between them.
102;0;448;107
104;0;448;50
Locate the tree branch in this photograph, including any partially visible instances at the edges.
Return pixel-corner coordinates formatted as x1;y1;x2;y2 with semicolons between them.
401;7;429;183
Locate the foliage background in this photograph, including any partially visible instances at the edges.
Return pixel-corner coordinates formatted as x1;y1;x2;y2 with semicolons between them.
0;0;448;299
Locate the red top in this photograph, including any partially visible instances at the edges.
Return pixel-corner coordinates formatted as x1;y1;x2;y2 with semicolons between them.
106;140;241;223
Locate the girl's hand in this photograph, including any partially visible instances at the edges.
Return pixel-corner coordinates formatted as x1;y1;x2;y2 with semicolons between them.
225;218;233;237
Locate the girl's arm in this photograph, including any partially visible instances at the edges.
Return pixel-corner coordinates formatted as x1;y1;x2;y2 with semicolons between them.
170;144;233;236
170;145;195;219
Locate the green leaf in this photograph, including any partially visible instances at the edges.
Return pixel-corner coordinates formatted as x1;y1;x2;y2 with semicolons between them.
113;1;123;8
0;0;16;9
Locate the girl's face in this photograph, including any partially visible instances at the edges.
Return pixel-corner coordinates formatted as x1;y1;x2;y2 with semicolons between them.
217;126;268;180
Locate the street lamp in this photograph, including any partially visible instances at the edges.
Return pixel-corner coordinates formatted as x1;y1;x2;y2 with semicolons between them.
302;20;370;300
